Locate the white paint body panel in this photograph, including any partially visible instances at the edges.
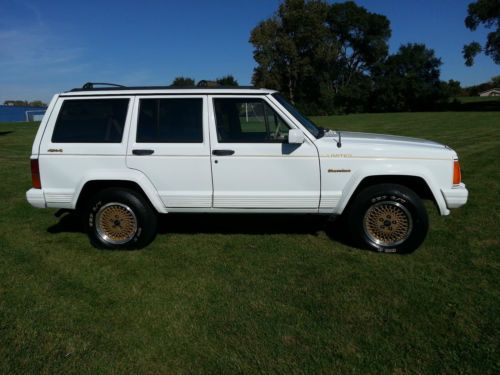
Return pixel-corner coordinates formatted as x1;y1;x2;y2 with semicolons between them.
26;88;468;217
207;96;320;209
126;96;213;208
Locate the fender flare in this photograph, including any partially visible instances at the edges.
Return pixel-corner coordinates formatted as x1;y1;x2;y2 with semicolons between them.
335;166;450;216
72;169;167;213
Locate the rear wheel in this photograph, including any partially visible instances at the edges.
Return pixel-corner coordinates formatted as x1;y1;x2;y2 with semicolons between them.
84;188;157;250
346;184;428;253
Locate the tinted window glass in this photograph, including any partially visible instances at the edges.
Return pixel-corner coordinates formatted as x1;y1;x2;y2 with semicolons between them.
137;99;203;143
272;93;321;138
52;99;129;143
214;98;289;143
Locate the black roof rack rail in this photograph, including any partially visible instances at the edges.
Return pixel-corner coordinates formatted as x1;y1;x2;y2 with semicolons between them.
81;82;125;90
197;80;220;88
67;83;262;93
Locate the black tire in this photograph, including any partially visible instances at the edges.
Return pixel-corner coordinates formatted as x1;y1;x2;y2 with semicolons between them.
84;188;157;250
346;183;428;254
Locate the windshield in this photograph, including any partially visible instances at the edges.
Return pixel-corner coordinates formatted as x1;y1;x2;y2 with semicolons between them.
272;93;322;138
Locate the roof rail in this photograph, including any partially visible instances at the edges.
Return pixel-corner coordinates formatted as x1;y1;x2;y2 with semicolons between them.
197;80;220;88
66;83;264;93
81;82;125;90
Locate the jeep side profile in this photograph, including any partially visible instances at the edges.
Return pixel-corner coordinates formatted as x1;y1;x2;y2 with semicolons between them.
26;83;468;253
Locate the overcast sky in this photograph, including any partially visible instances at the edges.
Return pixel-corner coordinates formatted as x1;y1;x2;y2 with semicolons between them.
0;0;498;103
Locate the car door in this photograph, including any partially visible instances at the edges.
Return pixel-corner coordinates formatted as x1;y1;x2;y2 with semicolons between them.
126;95;213;208
208;95;320;210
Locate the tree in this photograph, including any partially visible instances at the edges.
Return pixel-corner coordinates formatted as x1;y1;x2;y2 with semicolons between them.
3;100;46;107
216;75;239;86
29;100;47;108
171;76;195;87
371;44;444;111
250;0;329;107
440;79;464;98
463;0;500;66
464;76;499;95
250;0;390;114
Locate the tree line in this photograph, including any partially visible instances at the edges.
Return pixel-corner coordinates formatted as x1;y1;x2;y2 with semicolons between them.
248;0;499;114
170;75;239;87
3;100;47;108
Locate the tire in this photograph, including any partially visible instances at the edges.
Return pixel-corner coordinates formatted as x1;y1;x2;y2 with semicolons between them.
84;188;157;250
346;184;428;254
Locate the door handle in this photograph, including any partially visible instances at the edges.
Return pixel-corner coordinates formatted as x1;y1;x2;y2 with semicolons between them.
132;149;154;155
212;149;235;156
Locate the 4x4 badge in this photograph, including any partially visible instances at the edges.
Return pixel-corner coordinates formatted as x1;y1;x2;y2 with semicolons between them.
47;148;63;153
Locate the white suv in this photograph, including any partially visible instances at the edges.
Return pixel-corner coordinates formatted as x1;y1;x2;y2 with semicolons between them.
26;83;468;252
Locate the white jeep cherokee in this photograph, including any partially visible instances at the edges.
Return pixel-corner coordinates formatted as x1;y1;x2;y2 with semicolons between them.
26;83;468;252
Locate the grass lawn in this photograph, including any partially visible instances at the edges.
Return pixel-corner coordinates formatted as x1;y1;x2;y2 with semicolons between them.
0;112;499;374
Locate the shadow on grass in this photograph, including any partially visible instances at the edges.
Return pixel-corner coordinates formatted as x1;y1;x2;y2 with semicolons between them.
158;213;359;248
0;131;13;136
46;211;359;249
47;212;83;234
448;100;500;112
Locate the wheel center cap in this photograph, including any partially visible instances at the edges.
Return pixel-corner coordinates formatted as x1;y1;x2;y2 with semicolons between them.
114;220;121;226
384;220;391;227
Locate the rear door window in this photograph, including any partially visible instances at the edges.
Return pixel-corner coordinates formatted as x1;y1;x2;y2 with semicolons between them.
52;99;129;143
136;98;203;143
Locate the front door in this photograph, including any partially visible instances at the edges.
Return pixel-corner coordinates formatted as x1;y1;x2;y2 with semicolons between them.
208;96;320;210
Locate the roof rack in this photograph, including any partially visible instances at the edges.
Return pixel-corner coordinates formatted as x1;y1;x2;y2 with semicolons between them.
197;80;220;88
67;82;262;93
81;82;125;90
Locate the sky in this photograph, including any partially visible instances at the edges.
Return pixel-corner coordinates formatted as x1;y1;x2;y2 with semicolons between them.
0;0;498;103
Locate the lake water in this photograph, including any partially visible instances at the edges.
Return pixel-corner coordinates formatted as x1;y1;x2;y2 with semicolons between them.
0;105;47;122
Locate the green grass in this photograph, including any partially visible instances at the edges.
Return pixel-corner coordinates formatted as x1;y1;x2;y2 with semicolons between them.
1;113;499;374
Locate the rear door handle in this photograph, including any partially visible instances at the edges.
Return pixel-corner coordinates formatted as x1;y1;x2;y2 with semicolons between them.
132;149;154;155
212;149;235;156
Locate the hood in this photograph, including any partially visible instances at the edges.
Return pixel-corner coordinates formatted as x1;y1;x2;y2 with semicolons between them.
323;130;445;149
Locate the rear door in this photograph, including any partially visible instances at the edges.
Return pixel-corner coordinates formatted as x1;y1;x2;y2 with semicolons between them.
126;95;213;208
208;95;320;210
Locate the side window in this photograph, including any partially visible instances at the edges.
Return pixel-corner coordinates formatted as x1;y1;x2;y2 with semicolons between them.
52;99;129;143
213;98;290;143
137;98;203;143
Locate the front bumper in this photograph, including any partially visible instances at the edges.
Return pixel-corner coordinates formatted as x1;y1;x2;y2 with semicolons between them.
26;188;46;208
441;183;468;209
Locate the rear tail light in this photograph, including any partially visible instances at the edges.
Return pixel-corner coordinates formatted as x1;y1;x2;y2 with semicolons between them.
31;159;41;189
453;160;461;185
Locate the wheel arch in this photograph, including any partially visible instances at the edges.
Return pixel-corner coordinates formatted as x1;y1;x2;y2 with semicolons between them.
72;170;166;214
337;173;449;216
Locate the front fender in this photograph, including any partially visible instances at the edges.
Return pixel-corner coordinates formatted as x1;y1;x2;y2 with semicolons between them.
335;164;450;216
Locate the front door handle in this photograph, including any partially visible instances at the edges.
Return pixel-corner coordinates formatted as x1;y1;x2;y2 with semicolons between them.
132;149;154;156
212;149;235;156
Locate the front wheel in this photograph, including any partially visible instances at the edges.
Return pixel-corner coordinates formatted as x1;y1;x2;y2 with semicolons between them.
346;184;428;253
84;188;157;250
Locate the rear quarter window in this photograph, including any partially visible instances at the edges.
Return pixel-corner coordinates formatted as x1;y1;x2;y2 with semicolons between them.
52;99;129;143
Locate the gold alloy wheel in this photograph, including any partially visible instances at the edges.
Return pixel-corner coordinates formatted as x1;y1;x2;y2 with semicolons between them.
363;201;413;247
95;202;138;245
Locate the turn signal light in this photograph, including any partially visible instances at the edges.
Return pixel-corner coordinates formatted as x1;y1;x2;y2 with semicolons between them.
453;160;461;185
31;159;41;189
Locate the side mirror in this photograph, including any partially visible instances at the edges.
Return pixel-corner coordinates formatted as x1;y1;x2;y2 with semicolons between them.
288;129;305;144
